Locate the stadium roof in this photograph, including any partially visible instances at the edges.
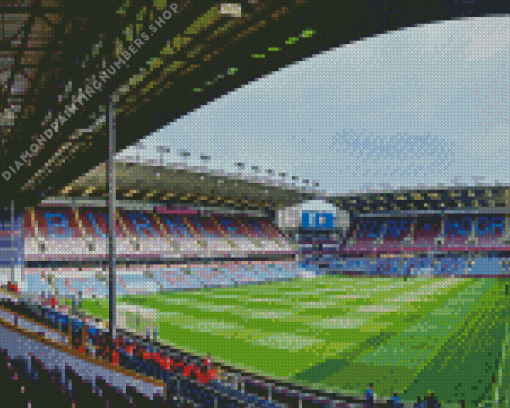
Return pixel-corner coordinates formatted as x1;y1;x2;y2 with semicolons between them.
48;160;326;212
43;160;510;215
1;0;509;211
324;185;510;214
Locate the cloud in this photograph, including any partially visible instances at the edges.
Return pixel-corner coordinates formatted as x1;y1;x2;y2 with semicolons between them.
467;124;510;159
464;17;510;62
116;17;510;195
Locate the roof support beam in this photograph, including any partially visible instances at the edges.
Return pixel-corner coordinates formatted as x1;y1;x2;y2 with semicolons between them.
108;97;117;345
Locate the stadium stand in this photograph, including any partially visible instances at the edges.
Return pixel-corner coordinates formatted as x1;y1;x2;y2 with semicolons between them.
21;261;306;297
336;214;510;258
23;207;295;263
0;296;293;408
341;219;381;254
406;217;441;252
329;255;499;276
443;215;471;251
376;219;412;253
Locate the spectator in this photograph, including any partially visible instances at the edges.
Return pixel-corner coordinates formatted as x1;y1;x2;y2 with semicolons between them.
425;392;441;408
392;393;403;408
365;383;375;408
414;396;426;408
204;354;211;367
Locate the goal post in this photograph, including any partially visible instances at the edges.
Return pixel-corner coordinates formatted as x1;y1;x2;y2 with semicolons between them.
117;302;158;338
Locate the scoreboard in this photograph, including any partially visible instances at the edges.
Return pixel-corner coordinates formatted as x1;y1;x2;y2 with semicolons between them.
301;211;334;229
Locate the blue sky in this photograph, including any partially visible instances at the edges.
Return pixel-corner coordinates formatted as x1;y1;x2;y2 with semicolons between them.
117;16;509;199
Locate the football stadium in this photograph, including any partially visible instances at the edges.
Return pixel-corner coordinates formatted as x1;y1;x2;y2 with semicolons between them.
0;1;510;408
2;161;510;407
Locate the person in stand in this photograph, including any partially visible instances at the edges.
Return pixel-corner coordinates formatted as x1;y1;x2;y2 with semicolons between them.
391;392;403;408
414;396;426;408
425;391;441;408
204;354;212;368
365;383;376;408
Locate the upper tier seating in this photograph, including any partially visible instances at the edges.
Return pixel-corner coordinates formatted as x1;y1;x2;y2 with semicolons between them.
25;209;295;260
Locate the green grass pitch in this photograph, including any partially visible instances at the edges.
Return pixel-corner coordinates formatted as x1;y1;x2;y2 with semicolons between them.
77;276;510;406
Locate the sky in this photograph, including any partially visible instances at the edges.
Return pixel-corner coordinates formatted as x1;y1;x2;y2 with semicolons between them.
117;16;509;207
